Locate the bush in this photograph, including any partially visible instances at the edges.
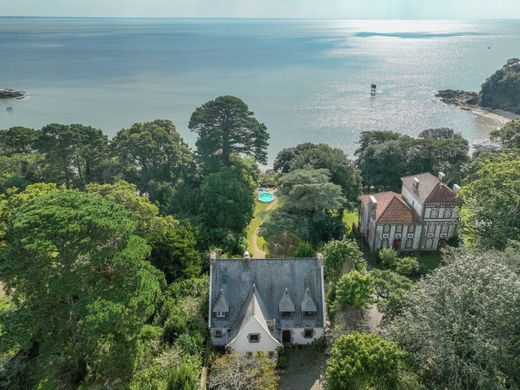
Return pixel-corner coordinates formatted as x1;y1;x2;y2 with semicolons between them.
323;240;366;282
395;256;419;276
293;241;315;257
333;270;375;311
379;248;399;268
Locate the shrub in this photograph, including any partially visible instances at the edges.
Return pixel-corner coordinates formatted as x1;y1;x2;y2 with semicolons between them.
379;248;399;268
333;270;375;311
395;256;419;276
293;241;315;257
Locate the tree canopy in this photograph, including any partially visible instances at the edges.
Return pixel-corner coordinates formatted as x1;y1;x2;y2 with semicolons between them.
273;143;361;207
490;119;520;148
326;332;416;390
0;191;165;388
111;120;194;210
479;58;520;114
460;151;520;249
323;239;366;282
384;248;520;389
189;96;269;171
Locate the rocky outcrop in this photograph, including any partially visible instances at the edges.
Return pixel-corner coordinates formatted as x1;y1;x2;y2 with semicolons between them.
436;59;520;115
0;89;26;99
435;90;479;107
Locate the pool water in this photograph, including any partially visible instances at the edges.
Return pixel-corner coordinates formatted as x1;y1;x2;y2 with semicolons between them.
258;192;274;203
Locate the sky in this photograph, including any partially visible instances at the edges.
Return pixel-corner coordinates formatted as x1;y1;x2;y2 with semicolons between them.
0;0;519;19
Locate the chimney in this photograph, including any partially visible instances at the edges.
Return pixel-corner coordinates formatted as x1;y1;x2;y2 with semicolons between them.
316;252;324;266
243;250;251;268
438;172;445;181
413;177;420;191
368;195;378;218
209;251;217;264
452;184;461;193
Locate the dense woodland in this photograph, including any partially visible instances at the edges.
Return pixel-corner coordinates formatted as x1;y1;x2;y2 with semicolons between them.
1;93;520;388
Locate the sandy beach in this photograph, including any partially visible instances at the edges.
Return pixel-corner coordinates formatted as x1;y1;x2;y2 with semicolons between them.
465;105;520;126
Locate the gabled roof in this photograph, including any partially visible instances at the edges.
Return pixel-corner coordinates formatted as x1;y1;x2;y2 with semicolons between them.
210;258;325;330
301;288;317;312
360;192;420;223
401;172;460;204
213;289;229;313
279;288;295;312
227;285;270;342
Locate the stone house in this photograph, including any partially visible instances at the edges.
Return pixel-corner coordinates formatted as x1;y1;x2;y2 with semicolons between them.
208;253;326;357
359;172;461;252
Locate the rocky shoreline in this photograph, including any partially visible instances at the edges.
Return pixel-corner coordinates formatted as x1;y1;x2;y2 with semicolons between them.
0;89;26;99
435;89;519;125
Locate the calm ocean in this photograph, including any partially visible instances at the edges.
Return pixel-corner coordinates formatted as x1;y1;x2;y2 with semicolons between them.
1;18;519;160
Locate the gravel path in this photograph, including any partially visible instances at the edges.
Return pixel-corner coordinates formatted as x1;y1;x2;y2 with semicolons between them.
278;349;327;390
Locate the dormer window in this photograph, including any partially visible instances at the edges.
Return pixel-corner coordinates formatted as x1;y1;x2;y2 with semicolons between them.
279;288;295;319
301;288;318;318
304;311;315;318
213;289;229;320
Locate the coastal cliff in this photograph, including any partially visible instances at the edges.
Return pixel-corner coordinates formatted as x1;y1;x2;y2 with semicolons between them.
436;58;520;118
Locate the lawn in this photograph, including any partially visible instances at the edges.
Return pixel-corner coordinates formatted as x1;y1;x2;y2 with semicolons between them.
342;210;358;232
246;197;279;255
417;251;443;274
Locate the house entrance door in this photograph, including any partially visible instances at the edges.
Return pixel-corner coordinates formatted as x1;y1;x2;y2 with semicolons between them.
438;239;447;250
392;239;401;251
282;330;291;344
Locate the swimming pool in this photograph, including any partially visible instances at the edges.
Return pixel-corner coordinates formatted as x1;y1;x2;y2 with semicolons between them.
258;192;274;203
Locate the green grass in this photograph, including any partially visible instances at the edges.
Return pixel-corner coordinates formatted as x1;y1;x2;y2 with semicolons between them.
417;251;443;274
342;210;358;232
246;198;279;253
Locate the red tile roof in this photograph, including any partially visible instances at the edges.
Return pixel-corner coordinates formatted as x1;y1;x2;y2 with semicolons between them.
401;172;460;204
360;192;420;223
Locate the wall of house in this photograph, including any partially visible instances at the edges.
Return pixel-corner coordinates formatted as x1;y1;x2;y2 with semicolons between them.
359;205;369;234
401;187;424;216
211;328;229;346
226;317;281;355
287;327;325;344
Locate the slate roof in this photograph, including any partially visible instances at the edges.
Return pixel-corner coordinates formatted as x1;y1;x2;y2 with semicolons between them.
210;258;324;331
213;289;229;313
279;288;296;312
401;172;460;204
360;192;420;223
301;288;318;312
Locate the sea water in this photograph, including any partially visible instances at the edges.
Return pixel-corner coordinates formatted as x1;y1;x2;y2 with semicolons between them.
1;18;519;160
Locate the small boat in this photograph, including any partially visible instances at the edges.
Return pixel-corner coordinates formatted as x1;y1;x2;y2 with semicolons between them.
6;107;13;112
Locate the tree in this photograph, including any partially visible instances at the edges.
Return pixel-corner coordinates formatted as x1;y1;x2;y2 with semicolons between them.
384;248;520;389
198;164;255;253
37;123;110;188
333;270;375;311
278;169;345;213
292;241;315;257
111;120;194;210
0;127;38;156
379;248;399;268
208;352;279;390
371;269;412;322
355;129;468;191
87;181;202;282
490;119;520;148
323;240;366;282
274;143;361;208
460;151;520;249
395;256;419;276
326;332;417;390
0;191;165;388
479;58;520;114
189;96;269;171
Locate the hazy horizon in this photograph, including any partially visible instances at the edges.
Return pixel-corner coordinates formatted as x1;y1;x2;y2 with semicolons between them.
1;0;519;19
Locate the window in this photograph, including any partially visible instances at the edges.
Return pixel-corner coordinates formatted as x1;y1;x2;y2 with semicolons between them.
381;239;389;249
281;311;293;319
427;223;435;234
395;224;403;234
383;224;390;234
303;328;314;338
215;311;227;318
304;311;315;318
443;208;452;219
426;238;434;249
431;208;439;218
214;329;223;338
248;333;260;343
405;238;413;249
441;224;449;234
408;224;415;235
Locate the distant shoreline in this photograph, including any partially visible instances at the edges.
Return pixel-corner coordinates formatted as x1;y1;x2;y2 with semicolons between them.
435;89;519;127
